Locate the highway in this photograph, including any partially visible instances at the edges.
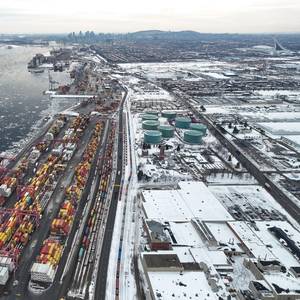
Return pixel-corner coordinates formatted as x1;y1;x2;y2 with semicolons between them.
94;88;127;300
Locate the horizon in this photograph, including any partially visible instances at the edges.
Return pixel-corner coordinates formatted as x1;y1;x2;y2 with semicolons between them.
0;0;299;34
1;29;300;36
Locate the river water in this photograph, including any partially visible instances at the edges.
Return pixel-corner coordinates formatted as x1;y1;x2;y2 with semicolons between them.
0;45;71;154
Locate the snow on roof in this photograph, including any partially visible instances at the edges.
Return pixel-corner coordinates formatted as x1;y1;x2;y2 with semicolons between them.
258;122;300;135
190;247;229;268
255;221;300;269
171;247;195;264
229;221;276;261
208;185;289;220
142;181;233;222
168;222;204;247
250;112;300;122
205;222;244;253
143;189;191;222
229;221;300;268
178;182;233;221
264;273;300;294
147;271;220;300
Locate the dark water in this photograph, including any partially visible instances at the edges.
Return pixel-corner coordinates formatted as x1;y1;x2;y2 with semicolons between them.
0;45;71;153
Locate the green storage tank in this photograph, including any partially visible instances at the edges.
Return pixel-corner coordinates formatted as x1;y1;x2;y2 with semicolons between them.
175;117;191;129
142;114;159;121
189;123;207;135
142;120;160;130
184;130;203;144
145;110;159;116
159;125;175;138
161;111;177;120
144;131;162;144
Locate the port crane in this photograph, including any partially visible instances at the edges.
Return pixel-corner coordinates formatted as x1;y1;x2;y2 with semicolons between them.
48;69;59;91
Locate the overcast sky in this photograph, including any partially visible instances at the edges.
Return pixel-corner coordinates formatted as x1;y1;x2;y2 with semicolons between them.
0;0;299;34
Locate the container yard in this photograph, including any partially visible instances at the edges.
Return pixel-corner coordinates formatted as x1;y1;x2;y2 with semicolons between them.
30;121;104;290
0;47;126;300
0;114;93;289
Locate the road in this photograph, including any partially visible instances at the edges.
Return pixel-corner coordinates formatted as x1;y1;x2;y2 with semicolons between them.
162;87;300;224
94;88;127;300
204;116;300;224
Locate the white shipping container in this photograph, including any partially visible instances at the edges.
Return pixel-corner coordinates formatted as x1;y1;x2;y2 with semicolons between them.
0;256;15;272
0;186;12;198
31;263;55;283
0;266;9;285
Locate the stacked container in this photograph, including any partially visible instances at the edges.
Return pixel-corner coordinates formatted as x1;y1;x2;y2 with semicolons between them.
32;122;104;283
0;177;17;198
37;239;63;267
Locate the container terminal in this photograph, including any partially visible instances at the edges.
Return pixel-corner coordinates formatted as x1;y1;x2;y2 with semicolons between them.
0;47;127;300
0;40;300;300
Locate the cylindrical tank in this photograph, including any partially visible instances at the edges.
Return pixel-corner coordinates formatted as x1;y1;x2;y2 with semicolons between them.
184;130;203;144
189;123;207;135
175;117;191;129
145;110;159;116
142;120;160;130
161;111;177;120
159;125;175;138
141;114;159;121
144;131;162;144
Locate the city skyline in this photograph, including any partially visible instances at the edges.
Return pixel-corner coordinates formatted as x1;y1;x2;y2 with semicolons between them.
0;0;299;34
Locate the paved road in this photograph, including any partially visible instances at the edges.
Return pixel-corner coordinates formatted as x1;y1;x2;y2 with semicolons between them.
95;88;127;300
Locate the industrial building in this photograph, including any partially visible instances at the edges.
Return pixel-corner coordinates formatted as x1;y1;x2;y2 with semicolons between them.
141;181;233;222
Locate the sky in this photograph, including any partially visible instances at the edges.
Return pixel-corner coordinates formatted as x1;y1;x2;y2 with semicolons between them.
0;0;299;34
